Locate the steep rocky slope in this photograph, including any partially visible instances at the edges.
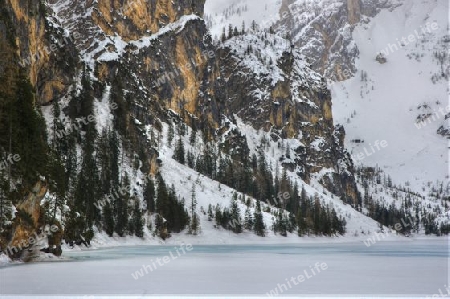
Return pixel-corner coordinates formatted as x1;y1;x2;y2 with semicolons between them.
43;0;360;204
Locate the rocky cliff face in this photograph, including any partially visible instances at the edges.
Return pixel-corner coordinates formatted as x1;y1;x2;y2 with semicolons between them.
213;34;359;204
95;0;205;40
8;180;62;260
275;0;400;80
1;0;77;104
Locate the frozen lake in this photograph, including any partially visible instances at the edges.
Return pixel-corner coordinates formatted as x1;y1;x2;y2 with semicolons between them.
0;239;448;297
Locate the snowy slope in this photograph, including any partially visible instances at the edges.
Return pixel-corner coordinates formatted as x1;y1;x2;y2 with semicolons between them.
204;0;282;39
131;122;382;244
330;0;449;193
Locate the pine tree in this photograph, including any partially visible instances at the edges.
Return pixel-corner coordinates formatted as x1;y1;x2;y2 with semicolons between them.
73;71;100;228
215;204;222;227
64;132;77;192
251;20;257;31
174;137;185;164
221;27;226;42
312;196;320;235
229;192;242;233
189;128;196;145
167;122;174;146
228;24;233;39
187;151;195;168
98;130;112;196
155;213;168;240
233;26;239;37
177;123;186;136
143;178;156;213
188;184;200;235
253;200;266;236
0;166;11;234
155;174;188;235
288;181;299;215
132;199;144;237
102;202;115;237
111;75;128;137
287;212;297;233
274;210;288;236
47;151;66;222
297;209;307;236
207;204;214;221
156;174;170;219
109;131;120;187
115;175;130;237
244;207;253;230
8;74;49;188
51;99;64;152
301;185;307;203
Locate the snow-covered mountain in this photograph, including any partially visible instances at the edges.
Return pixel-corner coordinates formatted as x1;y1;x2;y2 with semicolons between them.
204;0;450;231
0;0;448;265
205;0;449;192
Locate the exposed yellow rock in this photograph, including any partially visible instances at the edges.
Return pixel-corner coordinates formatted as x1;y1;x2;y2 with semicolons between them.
41;80;65;104
323;101;333;120
8;180;48;257
272;83;291;99
8;0;50;100
96;63;110;81
170;37;206;115
92;10;116;37
149;156;159;176
94;0;199;40
16;180;48;225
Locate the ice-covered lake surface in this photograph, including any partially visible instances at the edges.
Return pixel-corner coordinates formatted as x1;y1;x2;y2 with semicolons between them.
1;239;448;297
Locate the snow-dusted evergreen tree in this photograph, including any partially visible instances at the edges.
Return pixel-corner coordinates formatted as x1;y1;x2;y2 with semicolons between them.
229;192;242;233
253;200;266;237
174;137;185;164
102;202;114;237
207;204;214;221
132;199;144;238
273;210;287;237
143;178;156;213
188;184;200;235
115;174;130;237
189;127;197;145
244;207;253;230
167;122;174;147
0;166;11;235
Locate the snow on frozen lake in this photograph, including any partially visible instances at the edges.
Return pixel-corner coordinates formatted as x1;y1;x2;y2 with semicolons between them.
0;239;448;297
